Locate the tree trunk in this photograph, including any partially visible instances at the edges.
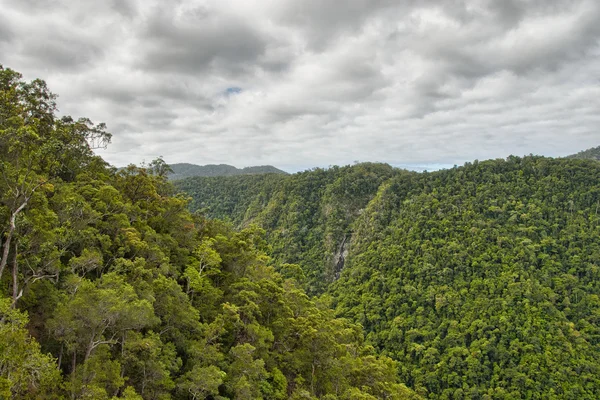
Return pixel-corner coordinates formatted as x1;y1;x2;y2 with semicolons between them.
85;334;96;363
58;343;64;369
0;200;28;280
311;362;315;396
120;332;126;379
11;241;18;307
72;351;77;374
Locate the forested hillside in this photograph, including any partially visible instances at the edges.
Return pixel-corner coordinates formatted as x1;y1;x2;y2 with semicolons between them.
567;145;600;161
176;164;402;295
168;163;287;181
0;66;419;399
333;157;600;398
178;156;600;398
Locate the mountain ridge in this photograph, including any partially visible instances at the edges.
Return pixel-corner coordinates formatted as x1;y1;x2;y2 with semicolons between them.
167;163;288;180
566;145;600;160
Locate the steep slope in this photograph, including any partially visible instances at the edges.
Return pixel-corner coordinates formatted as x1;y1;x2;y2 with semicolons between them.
176;173;287;225
176;163;403;294
333;156;600;398
567;145;600;161
168;163;287;180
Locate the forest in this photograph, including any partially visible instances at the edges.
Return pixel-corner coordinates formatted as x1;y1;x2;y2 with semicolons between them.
176;156;600;399
0;66;419;399
3;64;600;400
566;146;600;161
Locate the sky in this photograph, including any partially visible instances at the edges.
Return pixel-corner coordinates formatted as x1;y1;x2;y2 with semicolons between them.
0;0;599;172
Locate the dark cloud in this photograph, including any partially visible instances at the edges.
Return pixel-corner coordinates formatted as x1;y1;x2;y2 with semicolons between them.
0;15;13;44
271;0;398;49
20;37;103;69
7;0;65;13
136;6;273;76
110;0;138;18
0;0;598;170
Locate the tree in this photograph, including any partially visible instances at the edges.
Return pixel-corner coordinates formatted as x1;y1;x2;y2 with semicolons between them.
123;331;180;399
48;273;155;371
0;65;110;302
0;297;61;398
177;365;225;400
226;343;267;399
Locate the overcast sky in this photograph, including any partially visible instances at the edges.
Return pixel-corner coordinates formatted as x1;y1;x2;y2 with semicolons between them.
1;0;599;171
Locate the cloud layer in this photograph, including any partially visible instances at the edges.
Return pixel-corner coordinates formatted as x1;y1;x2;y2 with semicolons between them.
1;0;599;171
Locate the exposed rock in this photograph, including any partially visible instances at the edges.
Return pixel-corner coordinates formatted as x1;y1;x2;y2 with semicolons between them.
333;235;349;280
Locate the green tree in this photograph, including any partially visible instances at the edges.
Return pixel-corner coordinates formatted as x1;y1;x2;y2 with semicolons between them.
48;273;155;370
0;297;60;398
177;365;225;399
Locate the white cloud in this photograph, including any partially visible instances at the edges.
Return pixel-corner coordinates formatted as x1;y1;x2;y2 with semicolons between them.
0;0;598;171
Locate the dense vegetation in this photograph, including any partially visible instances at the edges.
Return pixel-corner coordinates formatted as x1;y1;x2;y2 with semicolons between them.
333;157;600;398
168;163;287;181
567;145;600;161
0;66;418;399
175;164;401;295
179;156;600;398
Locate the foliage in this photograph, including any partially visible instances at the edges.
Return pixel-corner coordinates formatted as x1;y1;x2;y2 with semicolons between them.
176;163;400;294
0;298;60;399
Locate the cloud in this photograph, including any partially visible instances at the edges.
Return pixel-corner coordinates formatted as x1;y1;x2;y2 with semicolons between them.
0;0;599;171
136;4;273;76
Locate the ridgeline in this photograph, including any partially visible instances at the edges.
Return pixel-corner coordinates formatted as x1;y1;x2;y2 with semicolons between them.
167;163;287;180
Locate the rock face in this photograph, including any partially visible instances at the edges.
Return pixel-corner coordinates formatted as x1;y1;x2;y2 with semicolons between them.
333;235;349;280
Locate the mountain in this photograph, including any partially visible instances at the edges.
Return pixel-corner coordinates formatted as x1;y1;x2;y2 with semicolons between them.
167;163;288;180
177;155;600;398
567;145;600;161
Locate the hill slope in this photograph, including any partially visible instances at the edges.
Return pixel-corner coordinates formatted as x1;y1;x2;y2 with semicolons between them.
332;156;600;398
175;163;402;294
178;155;600;398
168;163;287;180
566;145;600;160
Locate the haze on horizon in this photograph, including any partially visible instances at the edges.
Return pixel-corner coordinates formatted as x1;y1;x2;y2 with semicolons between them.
0;0;599;172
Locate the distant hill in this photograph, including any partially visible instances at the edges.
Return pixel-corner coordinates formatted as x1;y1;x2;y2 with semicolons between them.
566;145;600;160
167;163;287;180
